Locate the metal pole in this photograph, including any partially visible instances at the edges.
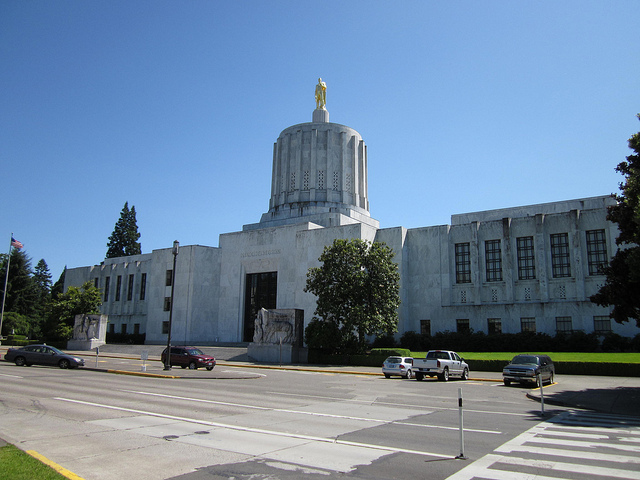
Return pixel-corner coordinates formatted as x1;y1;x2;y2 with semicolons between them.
538;373;545;416
164;240;179;370
456;387;467;459
0;234;14;342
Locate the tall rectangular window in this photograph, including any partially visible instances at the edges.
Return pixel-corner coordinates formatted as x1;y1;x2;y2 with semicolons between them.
487;318;502;334
94;277;99;288
420;320;431;336
121;324;127;334
104;277;110;302
162;321;169;334
456;319;470;333
140;273;147;300
593;316;612;334
455;243;471;284
555;316;573;333
517;236;536;280
520;317;536;333
586;229;608;276
115;275;122;301
127;274;134;301
485;240;502;282
134;323;140;335
163;297;171;311
165;270;173;287
551;233;571;278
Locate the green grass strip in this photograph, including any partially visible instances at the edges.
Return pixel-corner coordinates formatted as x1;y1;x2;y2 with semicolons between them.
0;444;69;480
410;352;640;363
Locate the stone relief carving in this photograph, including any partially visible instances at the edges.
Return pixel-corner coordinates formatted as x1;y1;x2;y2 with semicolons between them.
253;308;295;344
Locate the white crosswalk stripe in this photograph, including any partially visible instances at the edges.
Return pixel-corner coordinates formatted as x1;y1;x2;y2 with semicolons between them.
447;411;640;480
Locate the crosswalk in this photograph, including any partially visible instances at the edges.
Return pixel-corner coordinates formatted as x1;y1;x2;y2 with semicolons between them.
447;411;640;480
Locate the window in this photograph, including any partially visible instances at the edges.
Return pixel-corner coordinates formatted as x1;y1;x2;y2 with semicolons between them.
115;275;122;301
108;324;115;334
134;323;140;335
104;277;110;302
140;273;147;300
593;316;612;334
555;316;573;333
516;236;536;280
163;297;171;311
487;318;502;334
94;277;99;288
162;321;169;334
456;319;470;333
121;324;127;334
551;233;571;278
485;240;502;282
420;320;431;336
166;269;173;287
520;317;536;333
586;229;608;276
127;274;134;301
455;243;471;284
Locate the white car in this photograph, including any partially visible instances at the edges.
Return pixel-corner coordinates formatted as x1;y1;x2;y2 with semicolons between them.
382;356;414;379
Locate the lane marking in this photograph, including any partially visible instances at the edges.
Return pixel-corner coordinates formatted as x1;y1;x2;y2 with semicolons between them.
54;397;450;459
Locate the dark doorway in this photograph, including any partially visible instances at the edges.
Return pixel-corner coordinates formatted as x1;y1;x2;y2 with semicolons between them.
243;272;277;342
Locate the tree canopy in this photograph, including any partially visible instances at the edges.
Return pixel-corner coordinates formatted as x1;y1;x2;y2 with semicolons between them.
304;238;401;353
591;114;640;327
44;281;102;341
106;201;141;258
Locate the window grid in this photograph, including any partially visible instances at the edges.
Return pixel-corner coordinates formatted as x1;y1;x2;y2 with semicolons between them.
104;277;110;302
115;276;122;301
555;316;573;333
487;318;502;335
593;316;612;334
420;320;431;336
520;317;536;333
551;233;571;278
485;240;502;282
127;274;134;301
586;229;608;276
516;236;536;280
455;243;471;284
140;273;147;300
456;319;470;333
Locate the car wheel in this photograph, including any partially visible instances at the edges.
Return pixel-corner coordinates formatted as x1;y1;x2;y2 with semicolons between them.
415;372;424;381
405;369;413;380
59;359;70;369
438;367;449;382
548;372;554;385
14;356;26;367
461;368;469;380
181;365;187;369
188;362;197;370
384;373;390;378
503;379;511;386
206;366;213;371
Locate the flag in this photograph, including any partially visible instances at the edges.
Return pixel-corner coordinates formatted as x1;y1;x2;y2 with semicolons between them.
11;237;23;249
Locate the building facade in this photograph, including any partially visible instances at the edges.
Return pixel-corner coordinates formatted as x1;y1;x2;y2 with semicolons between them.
64;98;638;344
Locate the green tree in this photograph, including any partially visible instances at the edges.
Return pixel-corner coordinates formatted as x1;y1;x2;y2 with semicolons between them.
304;238;401;353
0;248;37;319
591;114;640;327
45;281;102;341
106;201;142;258
51;268;66;300
33;259;52;314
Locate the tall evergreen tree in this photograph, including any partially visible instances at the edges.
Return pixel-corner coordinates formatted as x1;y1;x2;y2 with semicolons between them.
106;201;142;258
0;248;38;318
51;268;66;300
33;259;52;317
591;114;640;327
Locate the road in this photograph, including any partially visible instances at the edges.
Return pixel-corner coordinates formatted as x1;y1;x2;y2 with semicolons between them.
1;361;638;480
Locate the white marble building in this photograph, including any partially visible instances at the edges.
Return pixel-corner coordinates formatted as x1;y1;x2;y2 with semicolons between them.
64;96;638;344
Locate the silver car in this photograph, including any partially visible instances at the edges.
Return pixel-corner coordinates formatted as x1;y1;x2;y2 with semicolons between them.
382;356;414;379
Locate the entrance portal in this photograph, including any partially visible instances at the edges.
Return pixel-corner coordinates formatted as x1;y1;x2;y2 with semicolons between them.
243;272;277;342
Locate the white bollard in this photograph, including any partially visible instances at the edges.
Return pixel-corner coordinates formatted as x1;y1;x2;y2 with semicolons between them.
456;387;467;459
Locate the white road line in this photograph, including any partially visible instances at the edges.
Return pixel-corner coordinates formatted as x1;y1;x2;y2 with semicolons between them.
397;421;501;435
0;373;23;378
502;444;640;464
54;397;451;459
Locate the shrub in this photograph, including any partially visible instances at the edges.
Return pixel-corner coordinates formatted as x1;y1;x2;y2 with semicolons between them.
370;333;397;349
370;347;410;357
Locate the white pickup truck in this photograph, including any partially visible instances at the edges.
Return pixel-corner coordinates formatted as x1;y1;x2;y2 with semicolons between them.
413;350;469;381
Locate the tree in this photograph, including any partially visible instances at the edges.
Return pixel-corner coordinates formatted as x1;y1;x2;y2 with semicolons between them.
591;114;640;327
45;281;102;341
304;238;401;353
0;248;37;318
32;259;52;315
106;201;141;258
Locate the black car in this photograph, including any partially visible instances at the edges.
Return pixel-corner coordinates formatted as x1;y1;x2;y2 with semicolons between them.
503;354;554;386
4;344;85;369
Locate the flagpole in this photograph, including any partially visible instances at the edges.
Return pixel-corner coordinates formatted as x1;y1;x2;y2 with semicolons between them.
0;233;13;342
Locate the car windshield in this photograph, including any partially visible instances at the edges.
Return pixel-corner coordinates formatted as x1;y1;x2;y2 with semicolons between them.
511;355;540;365
385;357;401;364
187;348;204;355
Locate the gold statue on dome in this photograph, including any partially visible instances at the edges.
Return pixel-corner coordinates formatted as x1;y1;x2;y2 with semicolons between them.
315;78;327;110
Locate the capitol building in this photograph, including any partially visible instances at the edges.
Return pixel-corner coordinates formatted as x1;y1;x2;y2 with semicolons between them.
64;82;637;345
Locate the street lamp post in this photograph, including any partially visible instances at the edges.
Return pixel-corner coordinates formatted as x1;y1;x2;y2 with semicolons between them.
163;240;179;370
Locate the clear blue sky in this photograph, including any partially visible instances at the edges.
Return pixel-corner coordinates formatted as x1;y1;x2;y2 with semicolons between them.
1;1;639;281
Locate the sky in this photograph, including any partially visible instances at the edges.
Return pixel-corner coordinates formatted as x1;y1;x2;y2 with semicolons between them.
1;1;639;281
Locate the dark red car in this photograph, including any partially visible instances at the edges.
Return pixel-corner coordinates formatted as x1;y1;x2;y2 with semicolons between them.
161;346;216;370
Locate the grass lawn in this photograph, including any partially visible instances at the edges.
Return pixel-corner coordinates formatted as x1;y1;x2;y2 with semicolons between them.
410;352;640;363
0;444;69;480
